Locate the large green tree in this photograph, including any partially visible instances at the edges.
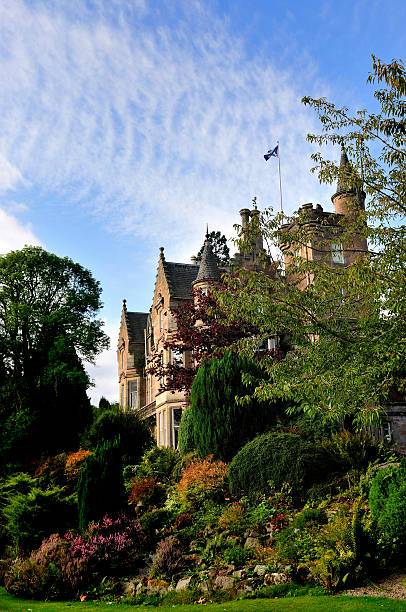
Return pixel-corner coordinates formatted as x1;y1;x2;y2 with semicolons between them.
218;57;405;426
0;246;109;461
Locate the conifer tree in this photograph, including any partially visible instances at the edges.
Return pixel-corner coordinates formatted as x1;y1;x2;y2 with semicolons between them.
189;351;283;462
77;439;126;530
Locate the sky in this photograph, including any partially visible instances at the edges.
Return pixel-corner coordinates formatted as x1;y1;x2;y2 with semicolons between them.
0;0;404;404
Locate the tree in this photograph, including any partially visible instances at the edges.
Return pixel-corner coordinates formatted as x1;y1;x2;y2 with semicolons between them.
218;56;405;426
147;287;262;394
0;246;109;461
196;231;230;266
188;351;286;461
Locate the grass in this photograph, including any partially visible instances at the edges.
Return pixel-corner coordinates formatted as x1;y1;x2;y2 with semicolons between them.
1;588;405;612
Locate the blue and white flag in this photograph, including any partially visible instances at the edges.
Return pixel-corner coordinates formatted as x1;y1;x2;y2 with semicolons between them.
264;145;278;161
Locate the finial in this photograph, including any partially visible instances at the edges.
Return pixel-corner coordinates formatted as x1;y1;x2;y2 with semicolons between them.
205;224;209;240
159;246;165;260
122;298;127;310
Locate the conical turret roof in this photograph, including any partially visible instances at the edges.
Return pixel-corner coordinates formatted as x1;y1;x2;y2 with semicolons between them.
194;230;221;284
335;146;354;195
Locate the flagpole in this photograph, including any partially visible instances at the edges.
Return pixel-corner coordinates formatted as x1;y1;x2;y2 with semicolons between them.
277;140;283;214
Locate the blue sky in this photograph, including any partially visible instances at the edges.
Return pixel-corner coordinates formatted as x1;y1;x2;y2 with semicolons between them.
0;0;404;403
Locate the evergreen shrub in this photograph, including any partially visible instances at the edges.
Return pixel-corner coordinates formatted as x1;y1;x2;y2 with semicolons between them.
77;440;126;530
369;462;406;561
189;351;282;461
228;431;328;498
178;408;195;454
136;446;180;483
4;486;77;553
88;409;153;465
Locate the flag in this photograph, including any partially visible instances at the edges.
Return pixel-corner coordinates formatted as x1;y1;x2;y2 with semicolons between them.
264;145;278;161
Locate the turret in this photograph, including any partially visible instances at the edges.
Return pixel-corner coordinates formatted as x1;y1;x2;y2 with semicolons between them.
331;146;366;216
193;228;221;293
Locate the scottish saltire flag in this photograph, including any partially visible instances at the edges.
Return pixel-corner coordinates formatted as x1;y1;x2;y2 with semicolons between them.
264;145;278;161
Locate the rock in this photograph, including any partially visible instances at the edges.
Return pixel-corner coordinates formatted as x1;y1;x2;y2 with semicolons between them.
218;565;235;576
235;579;254;594
254;565;267;576
244;536;260;549
232;569;247;579
214;575;235;591
176;577;192;591
263;572;289;586
122;580;138;596
137;578;171;596
244;529;260;538
198;580;210;592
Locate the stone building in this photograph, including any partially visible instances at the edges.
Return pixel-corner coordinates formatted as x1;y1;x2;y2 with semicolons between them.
117;149;401;449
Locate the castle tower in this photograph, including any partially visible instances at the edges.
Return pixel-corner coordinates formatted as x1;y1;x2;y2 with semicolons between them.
192;228;221;294
331;146;368;259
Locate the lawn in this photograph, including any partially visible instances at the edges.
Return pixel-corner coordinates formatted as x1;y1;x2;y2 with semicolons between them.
0;589;405;612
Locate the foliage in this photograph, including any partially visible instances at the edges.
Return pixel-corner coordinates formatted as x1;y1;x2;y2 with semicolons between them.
139;508;171;544
0;247;108;462
190;351;285;461
65;450;93;484
87;409;153;465
177;455;228;511
277;506;359;589
147;288;259;394
3;486;77;553
136;446;181;484
152;536;184;578
368;462;406;561
321;430;381;473
218;502;245;531
128;477;165;511
217;57;406;426
224;544;253;566
229;431;328;499
77;440;126;530
178;408;195;455
196;230;230;266
5;514;144;600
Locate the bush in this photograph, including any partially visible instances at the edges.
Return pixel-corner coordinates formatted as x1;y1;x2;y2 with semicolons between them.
77;440;126;530
322;430;380;472
152;536;184;578
65;449;92;484
189;351;284;461
369;462;406;561
136;446;181;483
5;514;145;599
294;508;328;530
4;486;77;553
177;455;228;511
88;409;153;465
178;408;195;455
229;431;328;499
128;477;166;511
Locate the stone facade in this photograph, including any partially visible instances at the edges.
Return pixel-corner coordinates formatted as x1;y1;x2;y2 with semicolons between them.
117;149;402;450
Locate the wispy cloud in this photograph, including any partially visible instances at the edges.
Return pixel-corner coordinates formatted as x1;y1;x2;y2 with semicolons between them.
0;207;41;253
86;318;120;405
0;0;334;262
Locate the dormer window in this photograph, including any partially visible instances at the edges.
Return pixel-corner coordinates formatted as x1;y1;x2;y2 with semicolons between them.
332;242;344;264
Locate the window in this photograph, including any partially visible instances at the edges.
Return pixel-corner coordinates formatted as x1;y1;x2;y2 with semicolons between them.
148;374;152;403
332;242;344;264
128;380;138;409
201;286;208;296
172;408;183;448
120;384;125;407
170;348;183;366
163;410;167;446
159;310;164;331
121;349;125;369
258;337;277;352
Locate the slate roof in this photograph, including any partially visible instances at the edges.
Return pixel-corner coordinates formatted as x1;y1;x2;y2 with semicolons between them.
126;311;148;343
163;262;199;299
335;146;354;195
195;238;221;283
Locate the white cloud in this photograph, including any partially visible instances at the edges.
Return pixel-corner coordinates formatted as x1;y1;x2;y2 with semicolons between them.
0;207;41;253
0;0;335;262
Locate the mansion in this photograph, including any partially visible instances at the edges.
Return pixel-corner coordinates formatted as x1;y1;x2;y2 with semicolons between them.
117;149;405;451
